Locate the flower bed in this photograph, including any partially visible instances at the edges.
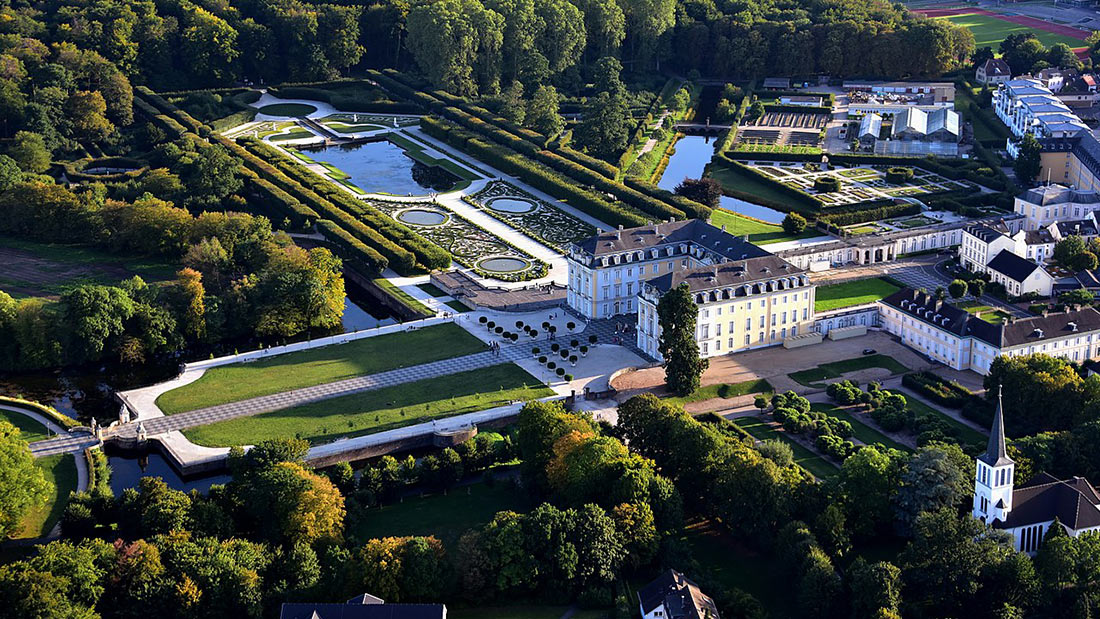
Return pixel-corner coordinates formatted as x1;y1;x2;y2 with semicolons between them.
463;180;596;251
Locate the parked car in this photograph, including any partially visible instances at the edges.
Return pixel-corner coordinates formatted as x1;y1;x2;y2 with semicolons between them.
862;348;876;355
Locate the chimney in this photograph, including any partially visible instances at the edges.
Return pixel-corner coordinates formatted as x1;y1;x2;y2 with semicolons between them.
742;235;749;242
721;224;726;233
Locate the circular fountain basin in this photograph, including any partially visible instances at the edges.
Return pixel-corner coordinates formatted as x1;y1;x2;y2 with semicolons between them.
486;197;537;214
397;209;448;226
478;256;530;273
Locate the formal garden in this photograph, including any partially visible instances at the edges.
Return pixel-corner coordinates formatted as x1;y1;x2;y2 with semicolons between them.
319;113;420;133
463;180;597;251
364;197;549;281
747;161;978;206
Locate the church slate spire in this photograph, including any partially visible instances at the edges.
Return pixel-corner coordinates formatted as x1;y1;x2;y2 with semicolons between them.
979;385;1014;467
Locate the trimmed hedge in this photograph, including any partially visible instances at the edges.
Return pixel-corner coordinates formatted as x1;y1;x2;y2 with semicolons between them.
901;372;977;409
814;176;841;192
422;116;648;228
818;202;921;226
885;167;914;184
316;219;388;274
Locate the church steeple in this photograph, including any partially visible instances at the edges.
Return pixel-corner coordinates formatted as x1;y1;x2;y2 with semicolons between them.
979;386;1014;468
973;386;1015;522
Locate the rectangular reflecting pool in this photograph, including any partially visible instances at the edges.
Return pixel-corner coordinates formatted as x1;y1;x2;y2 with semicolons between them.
297;139;458;196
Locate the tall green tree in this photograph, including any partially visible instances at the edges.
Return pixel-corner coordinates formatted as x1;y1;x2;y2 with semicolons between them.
1014;133;1043;185
0;421;52;539
656;283;708;397
525;84;564;137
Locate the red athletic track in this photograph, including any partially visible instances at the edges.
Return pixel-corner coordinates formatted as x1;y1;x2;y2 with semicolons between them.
911;6;1090;41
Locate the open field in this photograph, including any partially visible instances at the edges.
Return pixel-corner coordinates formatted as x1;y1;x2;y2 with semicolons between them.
788;354;910;387
663;378;773;407
0;235;176;299
811;403;912;452
733;416;839;480
936;12;1087;51
156;323;486;414
814;277;902;312
181;364;552;446
15;454;77;539
709;208;819;245
350;480;527;548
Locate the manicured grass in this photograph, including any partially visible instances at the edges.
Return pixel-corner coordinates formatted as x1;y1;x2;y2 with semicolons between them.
269;129;315;142
733;416;839;480
788;354;909;388
956;301;1011;324
445;299;471;313
663;378;773;407
814;277;902;312
157;323;485;414
938;13;1086;51
708;208;818;245
257;103;317;116
890;389;987;447
707;159;819;212
891;215;938;229
0;409;49;442
182;364;553;447
15;454;77;539
846;225;879;235
810;403;911;452
324;122;385;134
350;480;527;548
416;282;449;297
679;517;792;617
373;277;435;318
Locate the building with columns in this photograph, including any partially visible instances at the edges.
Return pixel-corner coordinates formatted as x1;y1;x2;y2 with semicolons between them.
973;392;1100;554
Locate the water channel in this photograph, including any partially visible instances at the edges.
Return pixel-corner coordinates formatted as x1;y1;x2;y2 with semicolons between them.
657;135;788;224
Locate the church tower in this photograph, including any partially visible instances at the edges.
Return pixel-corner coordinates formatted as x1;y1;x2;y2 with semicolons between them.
973;387;1015;523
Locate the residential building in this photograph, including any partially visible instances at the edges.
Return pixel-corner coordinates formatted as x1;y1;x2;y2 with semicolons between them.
636;254;815;361
976;58;1011;86
879;287;1100;374
280;594;446;619
959;221;1055;268
1013;184;1100;230
984;249;1055;297
566;220;770;319
638;570;721;619
972;394;1100;554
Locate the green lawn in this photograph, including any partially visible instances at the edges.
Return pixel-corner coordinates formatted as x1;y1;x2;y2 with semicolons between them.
846;225;879;235
664;378;773;407
811;403;911;452
890;389;987;448
324;122;385;134
956;301;1012;325
707;160;820;212
15;454;78;539
788;354;910;388
269;129;315;142
257;103;318;116
0;409;49;442
182;364;553;447
814;277;902;312
938;13;1086;51
350;480;527;548
445;299;471;313
733;416;839;480
708;208;819;245
416;282;449;297
157;323;485;414
0;234;176;298
679;517;793;617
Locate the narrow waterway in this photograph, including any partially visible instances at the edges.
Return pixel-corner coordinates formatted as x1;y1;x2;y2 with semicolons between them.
657;135;788;224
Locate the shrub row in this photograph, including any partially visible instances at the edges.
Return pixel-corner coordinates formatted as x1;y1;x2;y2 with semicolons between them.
137;86;207;135
422;115;648;228
901;372;976;409
315;219;389;274
817;202;921;226
134;96;189;139
623;177;710;219
0;396;80;429
237;169;319;228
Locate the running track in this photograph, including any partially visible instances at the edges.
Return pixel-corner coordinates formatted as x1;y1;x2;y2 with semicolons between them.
912;7;1089;42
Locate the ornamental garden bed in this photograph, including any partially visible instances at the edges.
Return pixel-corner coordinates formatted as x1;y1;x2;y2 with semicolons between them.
463;180;597;251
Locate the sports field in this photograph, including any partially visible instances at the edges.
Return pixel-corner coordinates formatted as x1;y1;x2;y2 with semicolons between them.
920;7;1088;55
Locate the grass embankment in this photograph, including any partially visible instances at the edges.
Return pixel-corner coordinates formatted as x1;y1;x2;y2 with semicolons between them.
707;159;815;207
372;278;435;319
157;323;484;414
416;282;449;297
350;480;527;548
182;364;552;446
15;454;78;539
0;409;50;442
733;416;839;480
810;403;911;452
709;208;818;245
788;355;909;388
664;378;773;407
814;277;902;312
257;103;317;116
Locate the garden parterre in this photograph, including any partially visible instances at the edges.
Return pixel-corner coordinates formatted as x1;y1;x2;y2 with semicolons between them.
463;180;597;251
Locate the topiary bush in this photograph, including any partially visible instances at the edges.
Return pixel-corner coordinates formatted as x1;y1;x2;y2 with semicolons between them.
885;166;915;184
813;176;841;193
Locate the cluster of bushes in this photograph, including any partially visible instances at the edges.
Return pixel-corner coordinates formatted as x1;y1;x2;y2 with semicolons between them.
885;167;914;184
767;391;856;462
901;372;975;409
832;380;967;448
59;157;148;183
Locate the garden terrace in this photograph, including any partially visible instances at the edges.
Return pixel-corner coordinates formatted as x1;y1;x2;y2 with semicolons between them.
462;180;597;251
181;364;552;447
363;197;549;282
156;323;485;414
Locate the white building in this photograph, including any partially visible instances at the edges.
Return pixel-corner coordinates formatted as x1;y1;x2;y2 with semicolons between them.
1014;184;1100;230
994;79;1089;157
638;570;721;619
636;255;816;361
973;393;1100;554
879;288;1100;374
976;58;1012;86
565;220;771;320
959;222;1056;296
